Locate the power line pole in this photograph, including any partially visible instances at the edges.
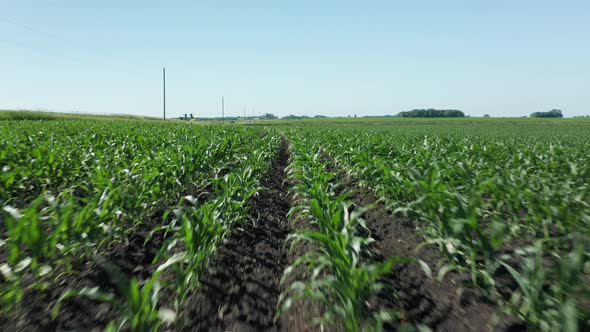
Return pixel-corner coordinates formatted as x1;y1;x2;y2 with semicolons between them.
163;67;166;120
222;96;224;122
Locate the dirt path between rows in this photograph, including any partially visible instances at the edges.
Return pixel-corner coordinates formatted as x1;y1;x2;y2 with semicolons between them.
181;138;293;331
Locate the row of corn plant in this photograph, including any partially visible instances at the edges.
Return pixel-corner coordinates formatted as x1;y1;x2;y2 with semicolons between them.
278;133;400;332
1;123;249;314
50;135;281;331
151;136;280;317
288;124;590;331
0;119;278;329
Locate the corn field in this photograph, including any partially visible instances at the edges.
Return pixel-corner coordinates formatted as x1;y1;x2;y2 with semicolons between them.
1;119;589;331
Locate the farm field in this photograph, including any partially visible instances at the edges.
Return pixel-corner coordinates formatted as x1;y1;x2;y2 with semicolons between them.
1;117;590;331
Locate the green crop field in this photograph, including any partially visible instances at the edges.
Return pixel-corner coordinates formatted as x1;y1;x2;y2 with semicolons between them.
1;115;589;331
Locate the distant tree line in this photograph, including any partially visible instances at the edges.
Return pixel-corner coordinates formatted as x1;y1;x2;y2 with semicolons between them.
281;114;310;120
530;109;563;118
262;113;278;120
397;109;465;118
277;115;329;119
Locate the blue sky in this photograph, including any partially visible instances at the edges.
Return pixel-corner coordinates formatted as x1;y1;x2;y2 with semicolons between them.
1;0;589;118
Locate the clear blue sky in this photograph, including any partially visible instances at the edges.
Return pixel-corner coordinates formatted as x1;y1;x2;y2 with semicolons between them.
1;0;589;118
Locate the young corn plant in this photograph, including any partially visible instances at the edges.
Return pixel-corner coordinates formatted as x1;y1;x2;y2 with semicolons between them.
284;125;590;331
280;201;399;331
501;237;590;331
52;255;183;332
0;121;279;325
279;139;400;331
149;144;277;317
154;197;225;311
2;198;58;273
1;196;68;313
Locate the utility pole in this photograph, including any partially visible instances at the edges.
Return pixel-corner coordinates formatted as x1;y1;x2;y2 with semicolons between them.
222;96;224;122
243;105;246;118
163;67;166;120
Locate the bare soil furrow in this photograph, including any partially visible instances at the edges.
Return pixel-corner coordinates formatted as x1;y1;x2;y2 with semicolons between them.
181;138;292;332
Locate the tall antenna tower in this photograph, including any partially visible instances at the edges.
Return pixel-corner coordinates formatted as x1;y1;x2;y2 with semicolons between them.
222;96;224;122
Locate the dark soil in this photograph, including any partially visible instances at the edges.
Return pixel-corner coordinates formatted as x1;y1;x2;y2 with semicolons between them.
180;138;293;332
345;179;528;332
